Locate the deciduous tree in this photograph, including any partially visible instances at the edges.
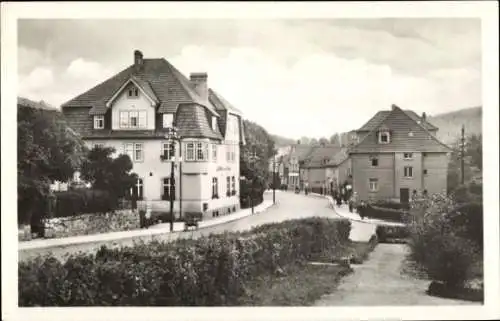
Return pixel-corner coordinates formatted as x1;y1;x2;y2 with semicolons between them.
17;100;86;230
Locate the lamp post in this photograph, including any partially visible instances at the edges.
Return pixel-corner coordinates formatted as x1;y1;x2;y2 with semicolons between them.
272;156;278;204
248;145;259;214
165;127;181;232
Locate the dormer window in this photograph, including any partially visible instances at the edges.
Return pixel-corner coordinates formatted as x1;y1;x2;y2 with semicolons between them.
93;115;104;129
212;116;217;131
163;113;173;128
378;131;390;144
128;86;139;98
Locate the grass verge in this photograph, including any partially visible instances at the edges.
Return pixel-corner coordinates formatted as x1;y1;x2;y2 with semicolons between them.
238;238;378;306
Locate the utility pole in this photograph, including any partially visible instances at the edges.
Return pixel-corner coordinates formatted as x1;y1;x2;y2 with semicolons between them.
461;124;465;185
273;156;276;204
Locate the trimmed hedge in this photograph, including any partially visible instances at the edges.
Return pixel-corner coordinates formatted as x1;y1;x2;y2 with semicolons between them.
358;204;407;222
54;189;118;218
19;217;351;306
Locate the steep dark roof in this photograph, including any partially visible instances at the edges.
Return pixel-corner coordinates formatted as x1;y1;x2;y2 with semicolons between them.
208;89;246;144
303;145;342;168
63;58;219;117
357;109;437;132
350;105;451;153
289;144;315;161
175;104;223;140
209;89;242;115
325;147;350;167
60;53;249;141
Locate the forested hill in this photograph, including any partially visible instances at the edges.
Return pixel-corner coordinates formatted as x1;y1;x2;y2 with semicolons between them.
428;106;482;144
271;134;297;148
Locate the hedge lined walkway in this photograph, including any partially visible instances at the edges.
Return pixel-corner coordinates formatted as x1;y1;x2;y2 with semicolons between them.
314;243;479;306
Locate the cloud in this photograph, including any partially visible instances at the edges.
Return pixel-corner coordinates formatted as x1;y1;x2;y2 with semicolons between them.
19;67;54;91
65;58;111;80
17;19;482;138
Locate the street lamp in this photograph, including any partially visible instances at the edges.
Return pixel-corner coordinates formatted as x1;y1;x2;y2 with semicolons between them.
272;156;278;204
248;145;259;214
165;126;181;232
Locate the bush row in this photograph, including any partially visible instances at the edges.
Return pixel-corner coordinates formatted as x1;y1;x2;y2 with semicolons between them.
357;204;407;222
53;189;118;218
18;217;351;306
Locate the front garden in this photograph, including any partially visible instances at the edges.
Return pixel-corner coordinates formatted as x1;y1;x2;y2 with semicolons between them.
18;217;378;306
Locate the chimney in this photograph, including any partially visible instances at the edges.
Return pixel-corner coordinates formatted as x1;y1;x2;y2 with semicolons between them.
134;50;144;71
422;112;427;121
391;104;398;110
190;72;208;101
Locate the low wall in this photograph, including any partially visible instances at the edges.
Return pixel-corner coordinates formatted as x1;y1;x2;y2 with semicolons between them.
18;210;140;241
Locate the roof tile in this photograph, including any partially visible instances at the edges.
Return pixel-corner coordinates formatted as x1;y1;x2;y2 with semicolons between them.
350;106;451;153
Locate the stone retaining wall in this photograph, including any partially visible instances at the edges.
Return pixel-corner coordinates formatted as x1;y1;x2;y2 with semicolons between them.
18;210;140;241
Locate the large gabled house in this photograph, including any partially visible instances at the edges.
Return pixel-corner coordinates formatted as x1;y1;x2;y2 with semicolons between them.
62;50;245;218
349;104;451;203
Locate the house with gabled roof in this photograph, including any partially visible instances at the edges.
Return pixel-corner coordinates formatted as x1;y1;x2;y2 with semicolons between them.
349;104;451;203
62;50;245;218
301;144;342;193
285;143;314;189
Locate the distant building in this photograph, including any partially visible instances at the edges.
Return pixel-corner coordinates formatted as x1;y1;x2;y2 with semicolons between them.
301;144;342;193
349;104;451;203
285;144;314;189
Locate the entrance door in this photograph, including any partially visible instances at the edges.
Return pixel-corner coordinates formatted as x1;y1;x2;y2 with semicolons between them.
400;188;410;204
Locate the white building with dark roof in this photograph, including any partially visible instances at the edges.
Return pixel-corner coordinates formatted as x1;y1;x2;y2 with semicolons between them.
62;50;246;218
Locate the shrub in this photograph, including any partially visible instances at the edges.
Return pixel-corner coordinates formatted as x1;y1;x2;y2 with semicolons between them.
54;189;117;218
358;204;407;222
19;217;352;306
406;193;482;288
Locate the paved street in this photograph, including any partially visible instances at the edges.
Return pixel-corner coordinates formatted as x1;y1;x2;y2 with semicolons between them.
19;191;373;262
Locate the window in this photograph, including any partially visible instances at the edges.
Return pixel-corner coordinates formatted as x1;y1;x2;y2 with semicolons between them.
162;178;175;200
93;143;104;149
212;116;217;131
226;176;231;196
347;167;352;177
423;169;428;175
378;131;390;144
163;114;173;128
403;152;413;159
196;142;205;161
186;143;195;161
130;178;144;200
123;143;143;162
369;178;378;192
371;157;379;167
231;176;236;195
212;144;217;161
161;142;175;161
134;143;143;162
128;86;139;98
404;166;413;178
212;177;218;198
119;111;147;129
93;115;104;129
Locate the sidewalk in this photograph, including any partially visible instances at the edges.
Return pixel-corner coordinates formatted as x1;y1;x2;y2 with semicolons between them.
310;193;405;227
314;243;479;306
19;200;274;251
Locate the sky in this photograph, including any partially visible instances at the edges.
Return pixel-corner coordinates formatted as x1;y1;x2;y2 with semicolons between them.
17;18;482;139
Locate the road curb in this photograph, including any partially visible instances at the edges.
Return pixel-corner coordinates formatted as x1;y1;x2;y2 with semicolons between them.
19;201;275;251
309;193;405;227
